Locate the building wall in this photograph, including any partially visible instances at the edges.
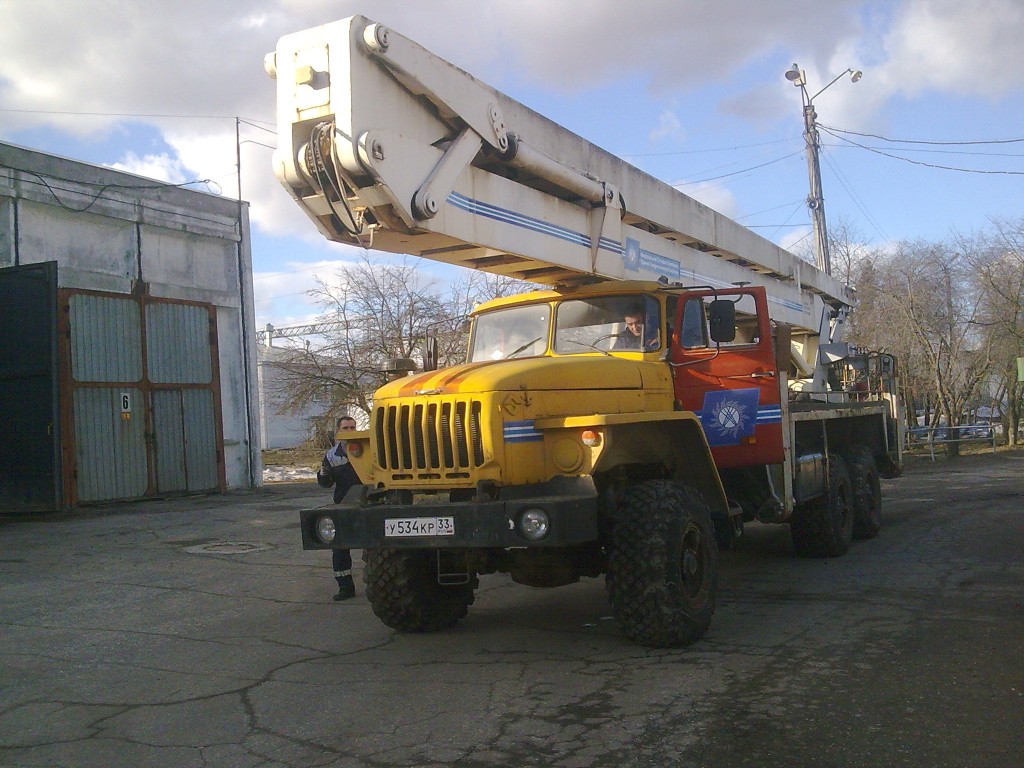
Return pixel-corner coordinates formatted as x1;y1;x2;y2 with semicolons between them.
256;344;330;449
0;141;262;503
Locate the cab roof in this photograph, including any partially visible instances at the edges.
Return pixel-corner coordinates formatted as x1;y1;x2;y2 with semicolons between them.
472;280;669;315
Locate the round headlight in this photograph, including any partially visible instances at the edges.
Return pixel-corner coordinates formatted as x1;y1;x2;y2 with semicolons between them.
315;515;336;544
519;509;550;540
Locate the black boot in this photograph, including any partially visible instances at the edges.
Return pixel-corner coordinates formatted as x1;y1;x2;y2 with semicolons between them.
333;574;356;601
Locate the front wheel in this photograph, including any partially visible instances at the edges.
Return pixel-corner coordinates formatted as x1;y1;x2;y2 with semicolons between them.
606;480;718;648
363;549;477;633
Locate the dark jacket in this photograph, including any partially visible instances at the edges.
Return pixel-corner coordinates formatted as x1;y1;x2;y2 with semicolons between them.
317;442;361;504
613;330;658;350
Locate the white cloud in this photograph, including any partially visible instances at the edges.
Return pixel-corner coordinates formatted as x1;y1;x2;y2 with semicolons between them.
109;152;188;184
252;258;352;326
241;13;271;30
883;0;1024;100
775;0;1024;131
673;181;738;219
649;110;685;144
780;227;816;260
486;0;864;92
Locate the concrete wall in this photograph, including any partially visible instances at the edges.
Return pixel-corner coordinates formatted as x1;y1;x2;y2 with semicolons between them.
0;141;262;494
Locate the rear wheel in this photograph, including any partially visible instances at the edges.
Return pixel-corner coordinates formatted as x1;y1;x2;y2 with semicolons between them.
791;453;854;557
843;444;882;540
363;548;477;633
606;480;717;648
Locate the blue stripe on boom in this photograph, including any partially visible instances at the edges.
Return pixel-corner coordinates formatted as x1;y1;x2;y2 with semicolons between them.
446;192;809;314
448;192;623;255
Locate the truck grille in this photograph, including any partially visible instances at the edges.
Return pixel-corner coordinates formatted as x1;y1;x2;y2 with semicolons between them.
374;399;485;474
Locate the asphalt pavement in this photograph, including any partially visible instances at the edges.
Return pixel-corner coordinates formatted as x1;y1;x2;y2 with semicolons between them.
1;450;1022;767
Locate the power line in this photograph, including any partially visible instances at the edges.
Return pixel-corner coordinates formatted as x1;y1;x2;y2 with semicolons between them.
0;107;274;126
820;126;1024;175
253;261;352;282
820;124;1024;146
619;138;793;158
787;230;813;248
821;141;1023;158
821;150;890;243
674;150;804;185
1;162;226;220
256;287;318;302
764;199;808;243
238;118;278;134
736;199;806;221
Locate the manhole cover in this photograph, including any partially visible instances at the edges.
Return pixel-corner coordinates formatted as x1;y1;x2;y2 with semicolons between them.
184;541;272;555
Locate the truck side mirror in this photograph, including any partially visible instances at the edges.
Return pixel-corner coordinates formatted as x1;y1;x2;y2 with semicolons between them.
774;322;792;372
708;299;736;343
422;335;439;372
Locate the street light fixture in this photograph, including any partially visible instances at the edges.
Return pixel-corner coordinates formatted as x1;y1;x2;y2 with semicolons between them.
785;63;861;276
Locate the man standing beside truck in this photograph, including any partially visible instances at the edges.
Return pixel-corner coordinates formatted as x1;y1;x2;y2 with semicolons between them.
317;415;360;601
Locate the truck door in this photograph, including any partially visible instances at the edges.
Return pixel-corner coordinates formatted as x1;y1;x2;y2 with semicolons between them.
670;287;784;468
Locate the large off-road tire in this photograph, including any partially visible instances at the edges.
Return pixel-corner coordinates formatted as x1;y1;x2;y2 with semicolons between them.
790;453;854;558
363;548;477;633
842;443;882;540
605;480;717;648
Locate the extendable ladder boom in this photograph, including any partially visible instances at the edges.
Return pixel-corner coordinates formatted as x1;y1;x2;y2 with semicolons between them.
266;15;852;336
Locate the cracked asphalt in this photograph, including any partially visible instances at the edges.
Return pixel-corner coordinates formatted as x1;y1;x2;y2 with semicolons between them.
2;450;1022;767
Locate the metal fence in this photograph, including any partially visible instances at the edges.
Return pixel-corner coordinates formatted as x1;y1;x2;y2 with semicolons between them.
906;424;997;460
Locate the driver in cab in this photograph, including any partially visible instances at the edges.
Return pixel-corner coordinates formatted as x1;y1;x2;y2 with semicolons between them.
614;305;659;351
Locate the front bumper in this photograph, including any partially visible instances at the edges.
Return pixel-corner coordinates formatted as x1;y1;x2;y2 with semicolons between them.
299;476;600;550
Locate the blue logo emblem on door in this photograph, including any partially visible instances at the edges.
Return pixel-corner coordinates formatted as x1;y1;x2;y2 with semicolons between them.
700;388;759;447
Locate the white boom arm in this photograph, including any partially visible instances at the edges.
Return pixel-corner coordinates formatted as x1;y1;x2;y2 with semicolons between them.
265;15;852;335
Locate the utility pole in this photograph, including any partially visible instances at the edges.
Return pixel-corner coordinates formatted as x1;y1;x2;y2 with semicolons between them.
785;64;861;276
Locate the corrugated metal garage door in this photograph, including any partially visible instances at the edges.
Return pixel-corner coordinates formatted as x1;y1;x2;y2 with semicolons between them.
146;302;212;384
64;290;224;504
148;302;220;494
69;293;143;382
152;387;219;493
73;386;148;502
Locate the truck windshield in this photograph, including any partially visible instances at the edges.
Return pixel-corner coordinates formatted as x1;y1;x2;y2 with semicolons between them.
554;295;661;353
468;304;550;362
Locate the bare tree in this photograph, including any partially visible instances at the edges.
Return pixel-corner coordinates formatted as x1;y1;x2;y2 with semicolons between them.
847;251;926;428
267;257;542;439
268;255;449;429
827;215;873;288
964;217;1024;445
864;241;996;455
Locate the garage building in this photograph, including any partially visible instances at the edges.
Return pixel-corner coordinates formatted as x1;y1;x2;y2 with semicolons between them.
0;141;262;511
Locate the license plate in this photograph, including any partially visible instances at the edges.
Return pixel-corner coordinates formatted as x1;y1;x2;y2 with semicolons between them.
384;516;455;537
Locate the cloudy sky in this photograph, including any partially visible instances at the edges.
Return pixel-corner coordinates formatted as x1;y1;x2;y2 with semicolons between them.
2;0;1022;329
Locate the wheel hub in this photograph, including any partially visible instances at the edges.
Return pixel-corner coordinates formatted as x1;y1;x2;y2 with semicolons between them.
684;550;699;577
